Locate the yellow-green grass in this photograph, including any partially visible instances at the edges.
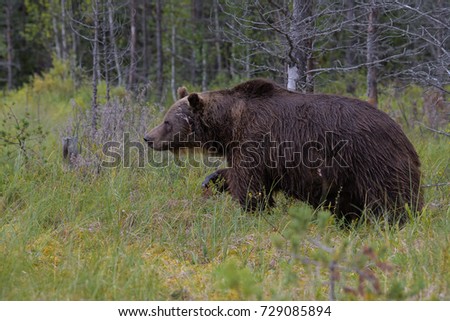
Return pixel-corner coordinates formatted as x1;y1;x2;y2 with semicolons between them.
0;72;448;300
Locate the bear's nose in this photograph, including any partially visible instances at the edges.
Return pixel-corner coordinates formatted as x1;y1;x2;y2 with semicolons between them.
143;135;153;145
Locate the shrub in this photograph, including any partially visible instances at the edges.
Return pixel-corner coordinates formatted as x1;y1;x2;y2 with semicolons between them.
61;95;155;171
0;105;48;163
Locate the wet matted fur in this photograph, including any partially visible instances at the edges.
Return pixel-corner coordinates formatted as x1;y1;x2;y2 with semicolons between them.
145;79;422;224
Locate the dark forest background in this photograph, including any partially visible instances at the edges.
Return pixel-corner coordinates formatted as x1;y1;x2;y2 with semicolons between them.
1;0;449;106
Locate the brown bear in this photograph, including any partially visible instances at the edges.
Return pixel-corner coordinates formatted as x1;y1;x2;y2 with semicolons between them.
144;79;422;224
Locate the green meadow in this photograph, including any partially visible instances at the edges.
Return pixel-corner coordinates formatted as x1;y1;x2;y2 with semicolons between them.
0;66;448;300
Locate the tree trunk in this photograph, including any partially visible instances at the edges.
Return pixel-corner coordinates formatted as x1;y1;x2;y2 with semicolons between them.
107;0;122;86
69;0;80;88
141;1;148;84
245;46;250;79
213;0;222;74
91;0;100;131
191;0;204;86
366;0;378;107
344;0;356;67
190;51;197;84
287;65;299;91
229;18;236;79
288;0;313;92
62;136;79;165
61;0;67;61
171;23;177;102
155;0;164;102
5;1;13;90
128;0;136;89
201;44;207;91
287;0;299;92
424;0;446;128
433;0;447;102
102;2;110;102
51;0;61;60
306;41;314;93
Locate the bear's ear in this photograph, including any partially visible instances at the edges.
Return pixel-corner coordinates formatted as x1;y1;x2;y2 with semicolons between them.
177;86;188;99
187;93;204;112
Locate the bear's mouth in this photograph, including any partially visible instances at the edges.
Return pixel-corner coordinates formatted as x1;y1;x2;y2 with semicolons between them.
146;141;169;151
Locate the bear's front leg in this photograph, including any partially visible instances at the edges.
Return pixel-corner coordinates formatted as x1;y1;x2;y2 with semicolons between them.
226;168;275;212
201;168;229;192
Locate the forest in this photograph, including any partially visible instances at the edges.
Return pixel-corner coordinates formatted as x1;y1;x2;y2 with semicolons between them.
0;0;449;301
1;0;449;99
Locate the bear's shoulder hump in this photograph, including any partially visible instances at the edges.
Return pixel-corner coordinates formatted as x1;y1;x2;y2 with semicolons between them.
231;79;278;98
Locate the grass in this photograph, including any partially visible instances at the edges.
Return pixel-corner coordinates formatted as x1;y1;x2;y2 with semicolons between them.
0;71;449;300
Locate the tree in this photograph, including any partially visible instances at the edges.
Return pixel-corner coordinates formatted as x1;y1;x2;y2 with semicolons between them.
366;0;379;107
169;1;177;101
213;0;223;75
388;0;450;94
91;0;100;131
0;0;448;106
107;0;122;87
51;0;61;60
287;0;314;92
222;1;292;83
128;0;136;89
155;0;163;101
61;0;67;61
4;0;14;90
102;0;110;101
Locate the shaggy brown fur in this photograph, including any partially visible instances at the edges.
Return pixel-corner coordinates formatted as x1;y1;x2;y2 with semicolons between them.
144;79;422;224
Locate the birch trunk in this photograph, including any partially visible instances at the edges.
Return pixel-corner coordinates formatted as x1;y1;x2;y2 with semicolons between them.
128;0;136;89
288;0;313;92
51;0;61;60
102;3;110;102
107;0;122;86
61;0;67;61
91;0;100;131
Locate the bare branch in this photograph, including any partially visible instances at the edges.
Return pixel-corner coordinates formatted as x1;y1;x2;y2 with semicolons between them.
416;122;450;137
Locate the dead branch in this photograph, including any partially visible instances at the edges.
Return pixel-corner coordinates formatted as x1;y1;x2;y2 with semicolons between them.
417;122;450;137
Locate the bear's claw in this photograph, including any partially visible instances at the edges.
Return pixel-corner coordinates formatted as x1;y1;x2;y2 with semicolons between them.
202;171;221;189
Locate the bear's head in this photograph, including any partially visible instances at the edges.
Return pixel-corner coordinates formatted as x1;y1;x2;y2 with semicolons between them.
144;87;206;152
144;79;277;154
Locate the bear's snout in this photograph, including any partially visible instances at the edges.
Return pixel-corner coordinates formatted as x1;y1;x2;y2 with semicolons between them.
143;134;154;147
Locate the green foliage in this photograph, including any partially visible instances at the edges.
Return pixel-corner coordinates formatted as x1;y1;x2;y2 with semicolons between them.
30;58;75;99
0;105;47;162
284;205;314;254
316;71;367;97
2;0;449;99
278;205;399;300
214;258;261;300
23;0;53;48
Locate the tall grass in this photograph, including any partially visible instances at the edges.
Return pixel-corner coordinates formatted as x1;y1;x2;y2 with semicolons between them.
0;68;448;300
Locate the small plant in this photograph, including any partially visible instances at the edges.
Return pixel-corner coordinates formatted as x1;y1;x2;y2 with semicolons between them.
214;258;262;300
0;105;47;162
276;204;395;300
